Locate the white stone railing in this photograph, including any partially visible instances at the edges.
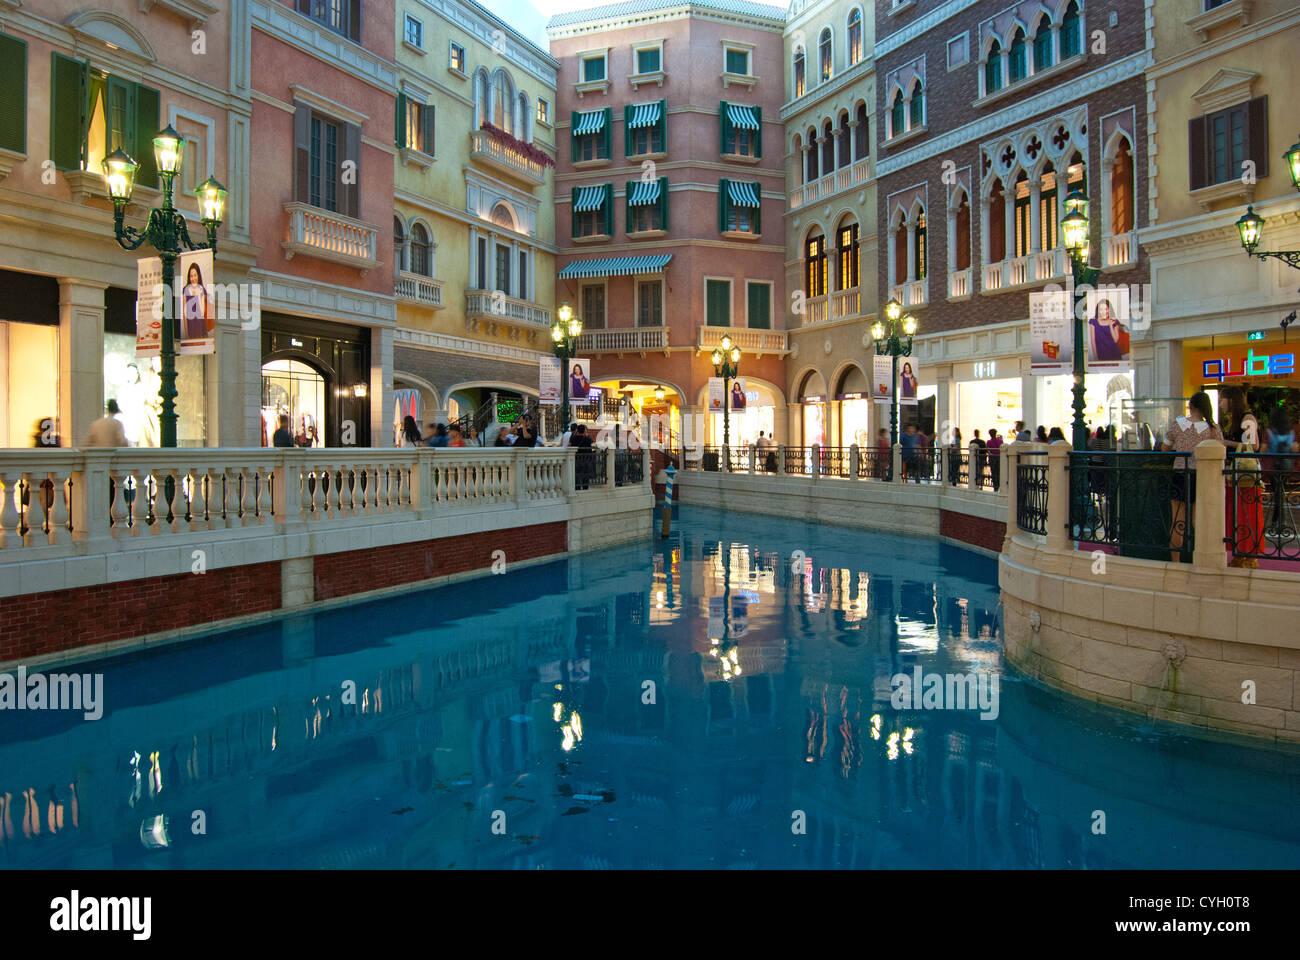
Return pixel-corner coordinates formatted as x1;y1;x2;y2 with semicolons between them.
788;157;871;209
831;287;861;319
466;290;551;326
577;326;668;352
805;294;829;325
395;272;444;307
0;447;647;567
469;129;547;184
888;279;927;307
282;201;379;270
982;249;1067;292
948;268;972;298
697;326;788;355
1105;231;1137;267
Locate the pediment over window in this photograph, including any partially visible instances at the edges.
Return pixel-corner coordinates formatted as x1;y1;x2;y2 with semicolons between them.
138;0;219;30
64;11;158;62
1190;68;1258;113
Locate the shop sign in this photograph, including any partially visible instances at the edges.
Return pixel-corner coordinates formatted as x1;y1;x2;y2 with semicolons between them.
1193;346;1296;383
802;394;826;403
973;361;997;379
839;392;867;400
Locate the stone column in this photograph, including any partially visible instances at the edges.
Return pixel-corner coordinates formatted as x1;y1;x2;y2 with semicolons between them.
849;443;860;479
1045;442;1071;550
891;443;902;483
967;441;979;490
371;325;393;447
57;278;107;448
906;221;917;284
1193;441;1227;570
1029;181;1042;253
606;445;616;489
810;443;820;481
1004;193;1017;261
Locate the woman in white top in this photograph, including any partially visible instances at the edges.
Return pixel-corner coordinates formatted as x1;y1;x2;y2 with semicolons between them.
1160;391;1224;561
399;415;422;448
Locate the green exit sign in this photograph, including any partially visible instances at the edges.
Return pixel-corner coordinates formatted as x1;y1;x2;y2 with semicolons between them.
1247;331;1266;341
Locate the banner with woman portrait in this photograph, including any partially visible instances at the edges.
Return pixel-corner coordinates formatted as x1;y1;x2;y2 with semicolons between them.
567;359;593;405
728;377;747;412
1085;285;1132;371
898;359;920;406
177;249;216;355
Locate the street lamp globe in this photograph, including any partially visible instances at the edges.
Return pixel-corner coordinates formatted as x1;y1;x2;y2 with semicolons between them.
1062;207;1088;258
1063;187;1089;219
195;176;227;226
1236;206;1265;255
902;314;918;337
551;324;564;343
870;320;885;343
152;125;185;178
654;385;665;402
1285;136;1300;192
729;346;741;364
884;298;901;322
711;349;723;367
568;315;582;338
101;148;139;204
719;334;734;353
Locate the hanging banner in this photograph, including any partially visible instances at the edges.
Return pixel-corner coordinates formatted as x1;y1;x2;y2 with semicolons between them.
707;377;724;413
136;256;163;358
899;358;920;406
176;249;216;355
539;356;561;404
728;377;747;412
1030;290;1073;375
568;358;593;405
872;354;893;404
1085;285;1132;371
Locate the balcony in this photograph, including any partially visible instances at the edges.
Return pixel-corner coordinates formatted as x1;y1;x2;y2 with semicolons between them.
980;248;1066;292
830;287;861;320
697;326;788;357
469;129;547;186
395;272;444;308
805;294;828;325
1105;231;1138;268
577;326;669;355
788;157;871;210
466;289;550;329
888;279;928;308
948;268;972;299
282;202;379;272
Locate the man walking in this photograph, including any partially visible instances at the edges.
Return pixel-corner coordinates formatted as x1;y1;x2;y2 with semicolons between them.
86;399;128;448
986;428;1004;491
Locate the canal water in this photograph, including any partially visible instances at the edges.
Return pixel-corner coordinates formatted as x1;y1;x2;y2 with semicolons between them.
1;507;1296;868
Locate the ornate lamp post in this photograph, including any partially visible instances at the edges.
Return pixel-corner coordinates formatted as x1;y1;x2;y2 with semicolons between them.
103;126;227;448
551;301;583;431
1234;139;1300;269
1060;188;1098;454
711;334;741;471
871;298;917;446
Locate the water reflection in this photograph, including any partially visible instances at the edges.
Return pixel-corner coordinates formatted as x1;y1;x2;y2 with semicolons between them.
0;507;1297;869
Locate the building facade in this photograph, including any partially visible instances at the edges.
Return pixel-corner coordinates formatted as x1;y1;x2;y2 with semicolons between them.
1140;0;1300;415
781;0;879;449
548;0;789;449
870;0;1149;444
391;0;559;437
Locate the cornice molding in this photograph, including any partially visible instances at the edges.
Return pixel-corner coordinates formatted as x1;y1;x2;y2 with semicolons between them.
137;0;219;31
249;0;398;95
779;56;876;121
548;6;785;42
876;51;1148;178
249;268;398;325
289;84;369;125
394;328;550;364
875;0;980;60
417;0;558;87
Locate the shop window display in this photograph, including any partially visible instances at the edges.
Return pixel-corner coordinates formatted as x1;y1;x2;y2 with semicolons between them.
262;359;325;448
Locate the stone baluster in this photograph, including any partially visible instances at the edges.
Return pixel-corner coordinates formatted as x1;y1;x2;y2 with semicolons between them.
190;467;207;532
241;467;256;525
23;472;45;546
48;472;69;545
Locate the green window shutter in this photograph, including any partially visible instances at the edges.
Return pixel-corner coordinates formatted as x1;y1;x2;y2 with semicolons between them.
657;99;667;153
0;33;28;153
570;110;578;162
719;100;730;155
50;53;87;171
603;182;613;235
571;186;578;236
601;107;611;159
625;180;634;234
133;83;160;188
718;178;729;232
658;176;668;231
707;279;730;326
752;183;761;234
424;103;436;156
747;283;770;329
395;92;406;148
753;106;762;158
623;103;632;156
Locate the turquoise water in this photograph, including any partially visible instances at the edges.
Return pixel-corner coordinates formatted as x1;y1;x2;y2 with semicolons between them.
1;507;1297;869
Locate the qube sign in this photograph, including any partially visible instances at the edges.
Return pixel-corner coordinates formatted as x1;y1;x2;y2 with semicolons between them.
1197;346;1295;382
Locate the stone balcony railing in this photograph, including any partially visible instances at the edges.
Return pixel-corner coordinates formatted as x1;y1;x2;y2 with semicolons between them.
696;326;788;356
282;201;380;272
948;268;972;299
788;157;871;210
395;271;444;307
1105;231;1138;268
469;129;547;186
577;326;669;354
981;248;1067;292
830;287;861;320
465;290;551;327
888;278;928;307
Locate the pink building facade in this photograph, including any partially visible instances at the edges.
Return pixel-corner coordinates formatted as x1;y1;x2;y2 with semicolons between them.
548;0;790;446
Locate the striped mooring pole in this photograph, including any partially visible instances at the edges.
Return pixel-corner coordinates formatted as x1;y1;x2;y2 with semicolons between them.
661;463;676;539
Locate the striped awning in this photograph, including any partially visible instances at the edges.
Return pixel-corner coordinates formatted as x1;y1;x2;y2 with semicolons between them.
726;180;761;207
573;185;606;212
627;179;662;206
573;110;606;135
726;103;760;130
558;254;673;279
627;101;662;129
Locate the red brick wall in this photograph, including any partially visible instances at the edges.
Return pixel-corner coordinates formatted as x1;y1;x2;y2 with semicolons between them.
313;522;568;601
0;562;281;661
940;509;1007;553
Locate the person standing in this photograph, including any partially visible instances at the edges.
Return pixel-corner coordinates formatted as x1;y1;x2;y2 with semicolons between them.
900;423;921;482
1035;425;1048;443
971;429;987;486
948;427;963;486
1263;407;1296;532
560;422;577;447
986;428;1004;490
447;424;466;447
1161;392;1224;562
271;414;295;448
399;415;421;448
1220;386;1263;566
86;399;129;448
1014;421;1032;442
427;423;449;448
875;428;890;480
514;414;537;448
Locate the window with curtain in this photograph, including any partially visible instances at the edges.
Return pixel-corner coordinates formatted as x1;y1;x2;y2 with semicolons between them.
793;50;806;97
1013;176;1031;257
806;235;827;297
890;91;904;138
410;223;431;276
847;9;862;65
1061;2;1081;59
1033;19;1053;71
985;40;1002;94
1039;167;1058;250
837;223;859;289
1009;30;1027;83
819;29;832;81
914;212;927;280
909;83;924;128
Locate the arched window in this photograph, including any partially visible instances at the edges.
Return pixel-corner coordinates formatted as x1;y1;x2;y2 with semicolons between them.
914;209;927;280
806;127;819;181
1067;149;1087;196
492;70;514;133
1040;162;1058;250
954;193;971;272
909;81;924;128
854;103;869;159
1009;29;1027;83
847;9;862;65
819;28;832;82
890;90;904;138
821;119;834;171
988;179;1007;262
473;70;489;127
410;223;431;276
1033;17;1053;71
393;216;406;276
985;40;1003;94
806;232;827;298
892;216;907;286
837;113;851;168
518;92;531;142
1013;171;1031;257
1111;138;1134;234
793;48;806;97
836;218;859;290
491;203;514;229
1060;1;1081;59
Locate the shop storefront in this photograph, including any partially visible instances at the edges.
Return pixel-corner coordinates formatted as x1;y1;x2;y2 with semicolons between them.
835;363;872;448
954;363;1022;442
710;381;777;447
1183;337;1300;430
1036;371;1133;438
0;270;59;447
261;314;371;447
800;394;826;448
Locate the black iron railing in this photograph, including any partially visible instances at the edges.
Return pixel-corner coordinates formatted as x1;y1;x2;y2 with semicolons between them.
947;448;969;486
614;448;644;487
725;446;748;472
783;445;808;476
857;448;892;482
901;446;940;483
1015;459;1049;534
1068;452;1193;561
574;448;605;490
820;446;851;478
1224;451;1300;562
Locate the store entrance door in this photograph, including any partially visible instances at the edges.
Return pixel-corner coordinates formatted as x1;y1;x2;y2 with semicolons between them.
262;358;326;447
